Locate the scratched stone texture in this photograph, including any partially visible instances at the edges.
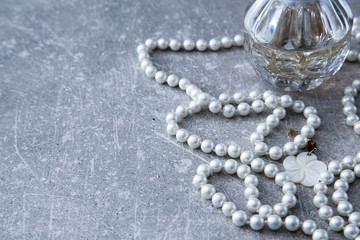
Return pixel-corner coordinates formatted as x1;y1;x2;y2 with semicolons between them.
1;0;360;239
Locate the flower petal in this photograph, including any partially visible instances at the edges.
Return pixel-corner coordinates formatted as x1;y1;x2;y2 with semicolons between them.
296;152;318;166
283;156;300;171
285;169;305;183
301;168;322;187
306;160;327;175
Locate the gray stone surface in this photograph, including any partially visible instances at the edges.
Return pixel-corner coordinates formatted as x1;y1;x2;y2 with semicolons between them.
1;0;360;239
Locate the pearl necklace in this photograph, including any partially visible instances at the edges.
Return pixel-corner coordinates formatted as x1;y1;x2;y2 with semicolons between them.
347;17;360;63
137;28;360;240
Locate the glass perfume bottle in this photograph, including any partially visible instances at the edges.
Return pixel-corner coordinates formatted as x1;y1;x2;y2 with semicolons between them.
244;0;353;91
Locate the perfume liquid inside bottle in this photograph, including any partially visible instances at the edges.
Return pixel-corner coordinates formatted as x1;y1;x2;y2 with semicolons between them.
244;0;353;91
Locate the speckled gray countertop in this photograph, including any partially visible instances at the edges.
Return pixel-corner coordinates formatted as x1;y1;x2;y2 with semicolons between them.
1;0;360;239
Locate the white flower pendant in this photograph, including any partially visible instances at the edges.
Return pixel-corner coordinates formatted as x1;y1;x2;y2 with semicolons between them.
283;152;327;187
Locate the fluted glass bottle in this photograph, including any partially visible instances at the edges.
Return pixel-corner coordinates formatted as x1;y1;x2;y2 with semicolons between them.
244;0;353;91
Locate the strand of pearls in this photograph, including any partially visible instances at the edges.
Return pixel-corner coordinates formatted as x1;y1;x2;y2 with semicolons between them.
347;17;360;63
343;79;360;135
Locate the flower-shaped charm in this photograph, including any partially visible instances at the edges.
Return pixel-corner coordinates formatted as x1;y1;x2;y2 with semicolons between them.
283;152;327;187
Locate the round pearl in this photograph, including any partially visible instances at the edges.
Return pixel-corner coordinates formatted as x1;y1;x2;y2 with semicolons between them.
343;95;356;105
344;224;360;240
269;146;283;160
247;198;261;212
145;65;157;78
345;86;358;97
334;179;349;191
263;90;275;100
354;164;360;177
320;171;335;185
209;159;223;173
275;172;289;187
233;92;246;104
167;122;179;135
223;104;236;118
338;201;353;216
328;161;343;175
249;132;264;145
155;71;167;84
237;164;251;179
273;203;288;217
196;92;209;105
264;95;278;108
176;129;189;142
257;123;271;136
259;205;273;218
244;174;259;187
252;99;265;113
185;84;198;95
307;115;321;129
240;150;255;164
233;34;244;46
266;114;280;128
273;107;286;119
249;215;264;231
312;229;328;240
282;182;297;194
318;205;333;220
267;215;282;230
284;142;298;156
282;193;297;208
197;164;211;177
232;210;248;227
301;125;315;138
222;202;237;217
313;182;328;194
200;139;215;153
254;142;268;156
332;189;348;204
344;104;357;116
353;79;360;89
224;159;238;175
227;143;241;158
201;184;216;199
249;90;262;100
264;164;279;178
187;135;201;149
141;59;153;70
354;122;360;134
219;93;231;104
166;113;179;123
313;193;328;208
251;158;265;173
280;95;293;108
340;169;356;183
189;101;202;113
294;134;308;148
183;39;195;51
138;51;149;62
209;100;222;113
347;114;359;126
157;38;169;49
284;215;300;231
329;216;345;231
215;143;227;157
169;39;181;51
192;174;207;188
212;192;226;208
292;100;305;113
175;105;188;118
244;185;259;199
349;212;360;226
196;39;208;51
237;102;250;116
209;39;221;51
221;36;233;48
303;106;318;118
348;50;360;62
137;44;147;53
145;39;157;50
342;156;356;169
302;219;317;235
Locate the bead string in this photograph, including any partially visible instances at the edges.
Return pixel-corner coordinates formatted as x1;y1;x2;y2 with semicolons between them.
347;17;360;63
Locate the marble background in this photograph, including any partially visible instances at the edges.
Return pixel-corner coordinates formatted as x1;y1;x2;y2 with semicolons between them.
1;0;360;239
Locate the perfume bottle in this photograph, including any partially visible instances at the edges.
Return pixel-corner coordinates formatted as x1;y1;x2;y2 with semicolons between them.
244;0;353;91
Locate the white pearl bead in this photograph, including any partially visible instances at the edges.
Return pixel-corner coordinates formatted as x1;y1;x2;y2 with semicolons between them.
175;105;188;118
301;125;315;138
273;203;288;217
233;92;246;104
282;193;297;208
337;201;353;216
192;174;207;188
244;185;259;199
250;158;265;172
232;210;248;227
185;84;198;95
249;215;264;231
169;39;181;51
264;164;279;178
354;164;360;177
313;193;328;208
343;95;355;105
334;179;349;191
307;114;321;129
189;101;202;113
138;51;149;61
190;88;201;100
224;159;238;175
212;192;226;208
215;143;227;157
292;100;305;113
237;164;251;179
209;100;222;113
343;156;356;169
219;93;231;104
312;229;328;240
302;219;317;235
141;59;153;70
249;132;264;145
227;143;241;158
167;74;179;87
200;139;215;153
257;123;271;136
223;104;236;118
249;90;262;100
329;216;345;231
166;122;179;135
145;39;156;50
345;86;358;97
244;174;259;187
354;122;360;134
282;182;297;194
237;102;250;116
247;198;261;212
155;71;167;84
157;38;169;50
269;146;283;160
344;103;357;116
266;114;280;128
145;65;157;78
303;106;318;118
240;150;255;164
209;159;223;173
273;107;286;119
347;114;359;126
262;90;275;100
349;212;360;226
209;38;220;51
352;79;360;90
201;184;216;199
176;129;189;142
137;44;147;53
280;95;293;108
264;95;278;109
221;36;233;48
166;112;179;123
233;34;244;47
252;99;265;113
258;205;272;218
196;39;208;51
332;189;348;204
320;171;335;184
183;39;195;51
328;161;343;175
267;215;282;230
344;224;360;240
275;172;289;186
283;142;298;156
196;92;209;106
254;142;268;156
313;182;328;194
318;205;333;220
340;169;356;183
222;202;237;217
284;215;300;231
294;134;308;148
197;164;211;177
187;135;201;148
